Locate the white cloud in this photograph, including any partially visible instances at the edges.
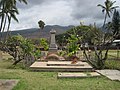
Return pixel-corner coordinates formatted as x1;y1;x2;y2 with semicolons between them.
10;0;120;30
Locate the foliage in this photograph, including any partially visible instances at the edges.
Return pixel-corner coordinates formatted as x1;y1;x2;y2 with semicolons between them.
58;50;66;57
0;0;27;40
56;20;119;69
38;20;45;30
56;34;67;47
33;49;41;59
40;38;49;50
112;10;120;36
0;35;40;66
31;38;49;51
38;20;45;38
82;0;119;69
67;33;79;56
97;0;119;26
56;25;100;45
107;9;120;39
66;24;118;69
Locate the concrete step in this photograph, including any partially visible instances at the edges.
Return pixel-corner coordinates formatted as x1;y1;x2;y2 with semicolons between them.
30;61;94;72
47;61;85;66
58;72;100;78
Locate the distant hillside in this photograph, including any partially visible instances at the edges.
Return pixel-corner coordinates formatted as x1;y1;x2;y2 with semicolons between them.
2;25;116;39
1;25;74;39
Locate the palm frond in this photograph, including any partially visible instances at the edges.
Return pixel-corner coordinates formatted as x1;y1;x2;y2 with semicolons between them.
106;11;111;17
10;13;19;22
102;9;105;13
111;1;116;5
97;4;106;9
18;0;27;4
110;6;119;10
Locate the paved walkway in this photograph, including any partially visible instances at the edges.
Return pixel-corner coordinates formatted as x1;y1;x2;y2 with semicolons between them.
96;69;120;81
0;79;19;90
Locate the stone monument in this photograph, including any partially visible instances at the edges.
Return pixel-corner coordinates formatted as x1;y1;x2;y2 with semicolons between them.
49;29;58;53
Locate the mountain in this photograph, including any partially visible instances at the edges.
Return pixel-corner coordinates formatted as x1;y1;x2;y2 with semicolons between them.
1;25;74;39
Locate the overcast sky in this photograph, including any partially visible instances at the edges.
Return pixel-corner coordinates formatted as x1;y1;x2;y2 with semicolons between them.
10;0;120;30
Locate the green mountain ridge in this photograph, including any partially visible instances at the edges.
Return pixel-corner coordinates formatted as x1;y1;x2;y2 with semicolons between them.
1;25;74;38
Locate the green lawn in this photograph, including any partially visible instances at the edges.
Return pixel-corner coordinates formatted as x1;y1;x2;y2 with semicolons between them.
0;51;120;90
89;50;120;60
105;60;120;70
0;59;120;90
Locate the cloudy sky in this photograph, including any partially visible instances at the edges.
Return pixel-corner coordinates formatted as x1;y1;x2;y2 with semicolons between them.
10;0;120;30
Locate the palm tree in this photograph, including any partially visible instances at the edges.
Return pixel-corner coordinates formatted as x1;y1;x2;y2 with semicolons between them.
38;20;45;30
0;0;27;39
112;9;120;36
97;0;119;27
38;20;45;38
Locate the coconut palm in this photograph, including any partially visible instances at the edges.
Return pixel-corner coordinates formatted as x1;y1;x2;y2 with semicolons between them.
38;20;45;38
38;20;45;30
0;0;27;39
97;0;119;27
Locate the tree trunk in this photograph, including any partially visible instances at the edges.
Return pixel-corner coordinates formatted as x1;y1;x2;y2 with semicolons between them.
0;51;2;60
5;16;11;41
13;59;22;65
103;13;107;27
2;14;7;33
0;15;5;40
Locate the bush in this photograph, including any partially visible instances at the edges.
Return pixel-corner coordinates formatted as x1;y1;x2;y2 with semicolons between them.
1;35;41;66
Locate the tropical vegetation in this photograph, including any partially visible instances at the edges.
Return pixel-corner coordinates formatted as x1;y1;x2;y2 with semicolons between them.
0;0;120;89
0;35;40;66
0;0;27;39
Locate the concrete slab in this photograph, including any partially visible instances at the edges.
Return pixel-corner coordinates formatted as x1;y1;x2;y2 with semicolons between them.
58;73;87;78
47;61;86;66
96;69;120;81
30;62;47;67
31;65;93;69
90;72;101;76
0;79;19;90
30;61;93;72
58;72;100;78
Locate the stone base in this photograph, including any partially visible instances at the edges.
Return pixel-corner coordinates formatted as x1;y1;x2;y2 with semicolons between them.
30;61;94;72
48;48;58;55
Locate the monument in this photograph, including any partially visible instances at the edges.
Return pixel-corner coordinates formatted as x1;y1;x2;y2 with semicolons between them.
49;29;58;53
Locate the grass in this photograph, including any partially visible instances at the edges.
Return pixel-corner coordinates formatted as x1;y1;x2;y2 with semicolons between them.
105;60;120;70
106;50;120;59
0;52;120;90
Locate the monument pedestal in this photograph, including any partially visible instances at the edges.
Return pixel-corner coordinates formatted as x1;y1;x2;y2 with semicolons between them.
49;44;57;52
48;29;58;54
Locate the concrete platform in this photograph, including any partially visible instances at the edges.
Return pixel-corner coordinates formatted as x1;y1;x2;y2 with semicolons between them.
58;72;100;78
96;69;120;81
30;61;94;72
